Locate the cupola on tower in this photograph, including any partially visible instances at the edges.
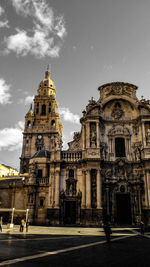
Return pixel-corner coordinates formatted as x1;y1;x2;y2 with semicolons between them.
20;67;62;174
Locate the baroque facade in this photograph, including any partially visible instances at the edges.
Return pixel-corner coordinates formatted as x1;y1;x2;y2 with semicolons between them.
0;69;150;226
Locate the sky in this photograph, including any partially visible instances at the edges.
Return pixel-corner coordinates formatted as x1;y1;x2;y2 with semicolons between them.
0;0;150;170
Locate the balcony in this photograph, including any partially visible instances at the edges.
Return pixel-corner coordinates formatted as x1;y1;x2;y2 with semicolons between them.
61;151;82;161
37;177;49;185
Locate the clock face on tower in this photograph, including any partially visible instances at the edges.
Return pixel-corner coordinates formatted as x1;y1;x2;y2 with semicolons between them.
38;135;42;140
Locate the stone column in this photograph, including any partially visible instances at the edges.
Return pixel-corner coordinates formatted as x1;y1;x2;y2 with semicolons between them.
138;186;142;216
82;124;85;149
142;122;146;147
106;187;109;216
86;170;91;208
54;170;60;208
50;171;54;207
147;170;150;207
97;169;102;208
86;123;90;148
96;122;100;148
82;170;86;208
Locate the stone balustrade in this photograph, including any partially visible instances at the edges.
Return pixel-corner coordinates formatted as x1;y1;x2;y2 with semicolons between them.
61;151;82;161
37;177;49;184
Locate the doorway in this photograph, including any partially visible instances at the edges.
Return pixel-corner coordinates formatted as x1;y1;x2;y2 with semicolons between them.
116;194;132;224
115;138;126;157
64;201;76;224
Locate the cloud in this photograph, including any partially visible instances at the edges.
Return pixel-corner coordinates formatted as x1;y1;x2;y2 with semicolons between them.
62;131;74;150
0;4;9;28
0;5;4;16
0;78;12;104
4;28;60;58
25;95;34;105
0;20;9;28
0;121;24;151
3;0;67;58
59;107;80;124
18;95;34;105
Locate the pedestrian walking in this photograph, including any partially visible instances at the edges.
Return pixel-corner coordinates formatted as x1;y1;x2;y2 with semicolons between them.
20;219;25;232
140;221;145;235
26;221;29;232
104;222;112;243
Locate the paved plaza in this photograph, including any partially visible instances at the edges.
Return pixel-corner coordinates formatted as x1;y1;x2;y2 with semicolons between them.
0;226;149;266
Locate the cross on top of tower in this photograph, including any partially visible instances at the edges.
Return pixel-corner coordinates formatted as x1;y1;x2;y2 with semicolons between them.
45;64;51;79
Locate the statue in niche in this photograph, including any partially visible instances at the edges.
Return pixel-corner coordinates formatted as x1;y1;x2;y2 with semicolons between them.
111;102;124;120
66;178;77;196
117;167;125;178
135;147;141;161
90;123;96;147
69;184;73;196
100;142;108;159
146;129;150;143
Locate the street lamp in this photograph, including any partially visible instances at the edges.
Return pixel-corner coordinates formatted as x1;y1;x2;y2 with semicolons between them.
10;208;15;227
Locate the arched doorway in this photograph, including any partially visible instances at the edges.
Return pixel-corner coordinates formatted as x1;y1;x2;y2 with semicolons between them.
116;193;132;224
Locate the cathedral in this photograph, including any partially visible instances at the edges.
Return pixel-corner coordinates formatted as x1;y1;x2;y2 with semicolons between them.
0;68;150;226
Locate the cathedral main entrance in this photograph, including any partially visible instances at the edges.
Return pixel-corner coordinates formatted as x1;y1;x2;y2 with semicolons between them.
64;201;76;224
116;193;132;224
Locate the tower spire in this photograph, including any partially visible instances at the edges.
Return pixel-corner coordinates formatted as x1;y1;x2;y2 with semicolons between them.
45;64;50;79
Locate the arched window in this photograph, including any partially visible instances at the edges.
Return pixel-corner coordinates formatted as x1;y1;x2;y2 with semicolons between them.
39;198;44;207
49;103;51;113
27;120;31;128
69;169;74;178
115;138;126;157
36;103;39;114
51;120;55;127
41;104;46;115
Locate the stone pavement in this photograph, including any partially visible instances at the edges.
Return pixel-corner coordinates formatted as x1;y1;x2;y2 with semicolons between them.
0;225;140;236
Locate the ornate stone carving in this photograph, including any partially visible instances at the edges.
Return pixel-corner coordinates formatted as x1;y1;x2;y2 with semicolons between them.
99;82;137;100
133;142;142;161
146;129;150;144
132;121;139;136
35;135;44;151
108;125;130;136
100;142;108;159
111;102;124;120
90;123;96;147
66;177;77;196
104;168;112;179
68;132;81;151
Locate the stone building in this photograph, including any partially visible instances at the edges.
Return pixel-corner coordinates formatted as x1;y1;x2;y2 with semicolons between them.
0;68;150;226
0;164;18;178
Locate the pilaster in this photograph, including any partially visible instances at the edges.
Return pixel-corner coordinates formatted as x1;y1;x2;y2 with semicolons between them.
97;169;102;208
54;170;60;208
86;170;91;208
82;170;86;208
96;122;100;148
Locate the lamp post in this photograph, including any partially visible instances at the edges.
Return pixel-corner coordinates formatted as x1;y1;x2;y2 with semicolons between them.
26;209;29;223
10;208;15;227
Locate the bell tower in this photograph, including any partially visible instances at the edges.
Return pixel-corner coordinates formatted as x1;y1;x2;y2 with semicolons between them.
20;67;62;173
